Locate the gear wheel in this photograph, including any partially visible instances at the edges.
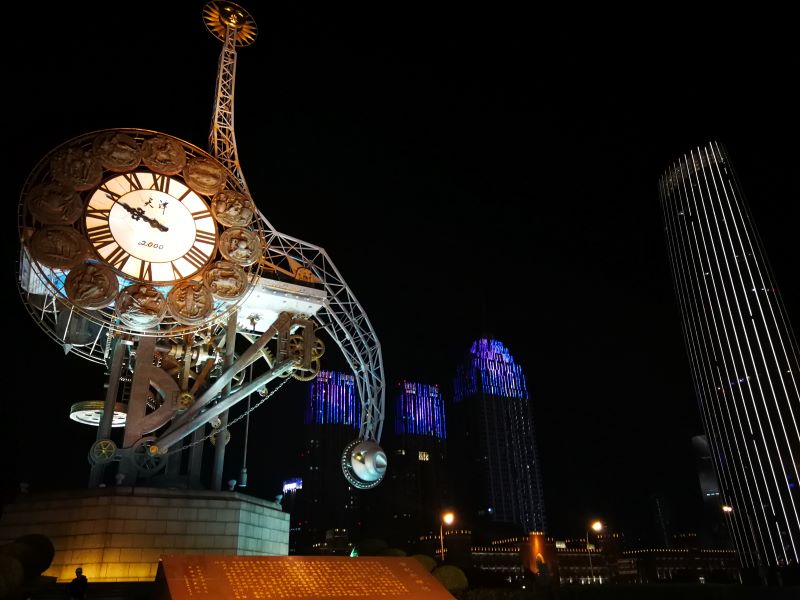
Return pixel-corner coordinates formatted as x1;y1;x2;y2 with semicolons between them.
88;439;117;465
177;391;195;412
130;437;166;476
292;358;321;382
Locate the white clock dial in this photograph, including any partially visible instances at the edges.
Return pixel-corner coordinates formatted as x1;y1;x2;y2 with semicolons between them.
85;171;218;283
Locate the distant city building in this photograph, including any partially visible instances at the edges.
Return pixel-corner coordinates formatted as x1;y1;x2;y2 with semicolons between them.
289;371;361;554
415;530;739;587
280;477;303;554
660;142;800;571
450;338;546;536
376;381;449;547
691;435;722;508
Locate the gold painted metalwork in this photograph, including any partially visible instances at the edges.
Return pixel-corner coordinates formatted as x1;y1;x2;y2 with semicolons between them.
203;1;257;46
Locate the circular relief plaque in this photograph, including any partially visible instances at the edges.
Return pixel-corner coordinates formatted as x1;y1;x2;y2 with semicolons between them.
93;131;141;172
141;135;187;175
219;227;262;266
211;189;255;227
204;260;249;302
29;226;88;269
64;262;119;310
25;182;84;225
50;145;103;191
183;157;227;196
166;280;214;325
115;284;168;330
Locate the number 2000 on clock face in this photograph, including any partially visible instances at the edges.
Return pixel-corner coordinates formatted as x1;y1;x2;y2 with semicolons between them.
84;171;218;284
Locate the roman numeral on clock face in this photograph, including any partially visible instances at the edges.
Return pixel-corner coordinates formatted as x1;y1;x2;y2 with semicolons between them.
184;246;210;270
150;174;170;194
104;245;130;270
195;230;216;245
122;172;143;191
170;247;212;280
139;261;153;281
86;222;114;246
86;207;111;220
98;184;121;202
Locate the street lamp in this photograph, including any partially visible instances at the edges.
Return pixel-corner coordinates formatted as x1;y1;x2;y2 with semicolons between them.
586;520;603;583
440;512;455;562
721;503;764;581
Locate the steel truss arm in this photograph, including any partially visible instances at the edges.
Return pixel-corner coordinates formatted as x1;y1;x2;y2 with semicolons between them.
209;20;385;444
259;225;386;441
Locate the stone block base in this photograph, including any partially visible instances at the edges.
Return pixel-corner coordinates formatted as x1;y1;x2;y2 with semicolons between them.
0;487;289;582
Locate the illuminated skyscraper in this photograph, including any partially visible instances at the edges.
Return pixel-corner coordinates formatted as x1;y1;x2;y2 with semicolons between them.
374;381;448;547
395;380;447;439
660;141;800;570
292;371;360;553
451;339;546;535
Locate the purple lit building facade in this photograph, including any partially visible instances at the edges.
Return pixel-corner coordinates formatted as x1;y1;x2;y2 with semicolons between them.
289;371;361;554
660;142;800;573
373;381;449;547
395;381;447;439
451;339;546;536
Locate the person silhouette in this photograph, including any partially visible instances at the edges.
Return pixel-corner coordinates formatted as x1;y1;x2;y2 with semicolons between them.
68;566;88;599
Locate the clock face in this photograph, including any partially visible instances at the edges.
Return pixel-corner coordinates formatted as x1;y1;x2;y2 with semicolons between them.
85;171;218;283
19;128;265;352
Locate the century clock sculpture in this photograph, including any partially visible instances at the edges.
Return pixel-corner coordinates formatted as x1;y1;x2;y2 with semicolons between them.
16;0;387;492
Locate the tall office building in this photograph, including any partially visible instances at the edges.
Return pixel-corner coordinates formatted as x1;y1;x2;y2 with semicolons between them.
377;381;448;547
660;141;800;570
291;370;361;553
451;338;546;536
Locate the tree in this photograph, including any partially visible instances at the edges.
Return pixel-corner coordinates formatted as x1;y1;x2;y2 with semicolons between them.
353;538;389;556
412;554;437;572
432;565;468;596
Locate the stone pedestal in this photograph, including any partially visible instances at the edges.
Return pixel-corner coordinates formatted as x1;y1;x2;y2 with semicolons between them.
0;487;289;582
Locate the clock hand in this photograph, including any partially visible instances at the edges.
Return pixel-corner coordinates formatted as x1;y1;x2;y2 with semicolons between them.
118;201;169;232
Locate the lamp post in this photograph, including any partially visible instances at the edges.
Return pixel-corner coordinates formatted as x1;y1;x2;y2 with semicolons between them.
440;512;455;562
722;504;765;584
586;520;603;583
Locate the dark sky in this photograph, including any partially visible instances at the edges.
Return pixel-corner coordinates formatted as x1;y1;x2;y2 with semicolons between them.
6;2;799;540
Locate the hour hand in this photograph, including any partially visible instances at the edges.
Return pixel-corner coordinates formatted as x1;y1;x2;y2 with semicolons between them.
118;201;169;232
145;216;169;232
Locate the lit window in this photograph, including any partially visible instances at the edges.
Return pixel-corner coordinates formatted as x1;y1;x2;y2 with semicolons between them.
418;451;429;461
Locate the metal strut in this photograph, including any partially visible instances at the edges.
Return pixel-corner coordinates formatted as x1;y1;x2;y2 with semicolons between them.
209;22;250;196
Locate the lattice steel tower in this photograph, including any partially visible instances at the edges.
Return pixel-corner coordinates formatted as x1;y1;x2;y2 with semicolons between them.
660;141;800;569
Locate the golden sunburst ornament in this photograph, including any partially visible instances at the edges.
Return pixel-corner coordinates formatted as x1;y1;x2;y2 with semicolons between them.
203;1;258;46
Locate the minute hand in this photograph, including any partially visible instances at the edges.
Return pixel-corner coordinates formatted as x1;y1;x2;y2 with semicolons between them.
119;201;169;232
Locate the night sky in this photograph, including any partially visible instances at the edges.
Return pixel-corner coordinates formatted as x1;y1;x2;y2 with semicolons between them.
5;2;798;541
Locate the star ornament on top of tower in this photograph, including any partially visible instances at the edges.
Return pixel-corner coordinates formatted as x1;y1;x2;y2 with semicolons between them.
203;1;258;46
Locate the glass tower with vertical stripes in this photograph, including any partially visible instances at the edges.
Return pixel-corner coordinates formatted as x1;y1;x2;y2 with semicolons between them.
660;141;800;570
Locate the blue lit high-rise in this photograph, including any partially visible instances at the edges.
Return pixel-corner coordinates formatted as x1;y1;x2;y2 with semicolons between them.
451;339;546;535
291;371;361;554
395;381;447;439
305;370;359;428
371;381;449;548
